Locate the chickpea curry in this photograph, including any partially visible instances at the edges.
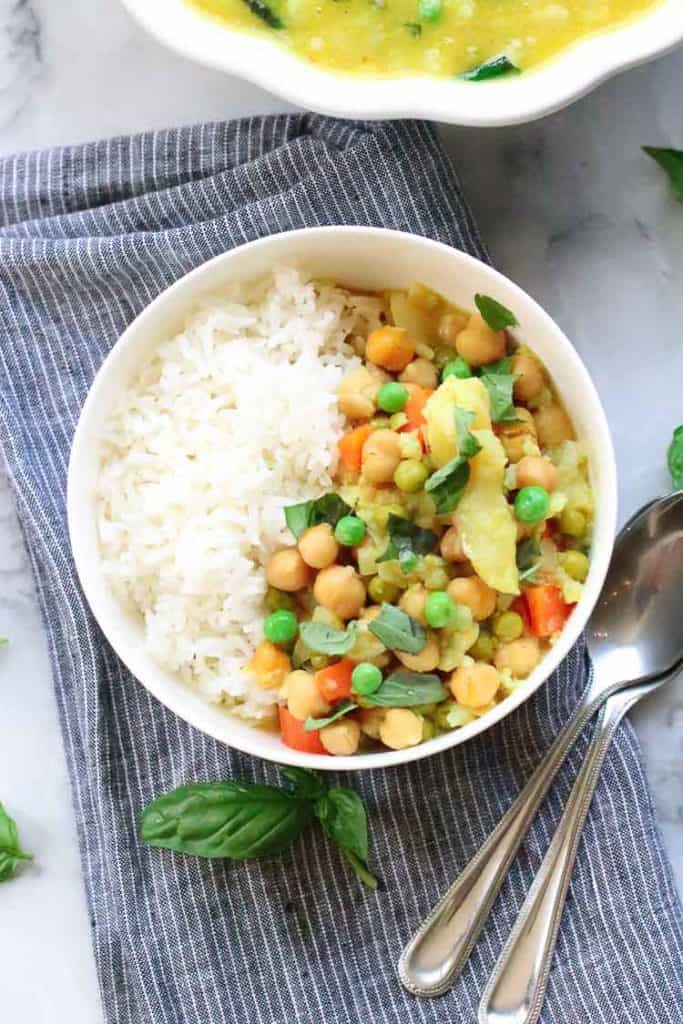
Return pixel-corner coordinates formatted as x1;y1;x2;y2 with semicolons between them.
247;283;594;757
188;0;659;80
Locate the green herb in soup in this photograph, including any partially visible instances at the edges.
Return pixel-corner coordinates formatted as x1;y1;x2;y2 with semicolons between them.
188;0;662;79
643;147;683;203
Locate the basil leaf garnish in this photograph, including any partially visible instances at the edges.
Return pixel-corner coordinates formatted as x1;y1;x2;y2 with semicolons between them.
480;369;518;424
278;766;325;801
425;408;481;514
368;603;426;654
0;801;32;883
140;781;313;860
284;493;351;538
304;699;356;732
668;425;683;490
315;788;368;861
377;514;439;569
242;0;284;27
643;147;683;202
299;621;357;656
363;670;447;707
516;536;542;582
475;294;519;332
461;55;520;82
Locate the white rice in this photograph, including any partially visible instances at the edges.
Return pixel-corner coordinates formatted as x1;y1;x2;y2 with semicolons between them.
96;267;383;718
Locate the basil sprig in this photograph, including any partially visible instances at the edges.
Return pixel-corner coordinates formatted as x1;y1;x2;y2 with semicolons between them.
362;671;447;707
461;55;520;82
141;767;378;889
368;603;426;654
299;621;357;656
304;699;356;732
480;357;519;424
284;493;351;539
425;407;481;514
475;294;519;332
377;514;439;572
668;425;683;490
643;147;683;202
0;801;32;883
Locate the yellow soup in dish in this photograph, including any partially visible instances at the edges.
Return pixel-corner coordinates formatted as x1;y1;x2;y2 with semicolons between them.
188;0;660;79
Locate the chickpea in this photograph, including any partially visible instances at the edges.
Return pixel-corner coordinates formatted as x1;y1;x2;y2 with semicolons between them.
266;548;312;592
447;576;497;621
399;584;428;625
534;403;575;448
498;407;538;463
515;455;559;493
337;366;381;421
455;312;506;368
247;641;292;690
380;708;423;750
512;353;545;403
449;662;501;708
399;357;438;390
366;325;415;372
285;669;331;720
320;718;361;756
314;564;366;620
494;637;541;678
438;311;468;347
362;429;402;484
440;524;468;563
359;707;387;740
396;633;440;672
298;523;339;570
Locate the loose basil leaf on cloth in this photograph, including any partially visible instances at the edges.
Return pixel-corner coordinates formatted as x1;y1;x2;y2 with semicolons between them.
242;0;284;28
461;55;520;82
140;781;313;860
342;849;379;890
667;425;683;489
284;493;351;538
474;293;519;332
0;801;32;882
315;789;378;889
368;603;426;653
480;367;519;424
278;766;325;801
376;514;439;569
299;620;358;656
425;408;481;514
362;670;447;707
643;147;683;202
304;699;356;732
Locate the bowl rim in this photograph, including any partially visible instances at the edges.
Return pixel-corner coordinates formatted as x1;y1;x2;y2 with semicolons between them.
67;225;618;770
121;0;682;127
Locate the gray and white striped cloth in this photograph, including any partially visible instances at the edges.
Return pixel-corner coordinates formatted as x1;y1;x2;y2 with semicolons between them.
0;115;681;1024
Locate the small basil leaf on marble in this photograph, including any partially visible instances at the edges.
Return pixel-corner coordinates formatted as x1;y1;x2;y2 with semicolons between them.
667;425;683;489
298;621;358;656
284;493;351;538
475;294;519;331
461;55;520;82
304;699;357;732
0;801;32;883
643;147;683;202
362;670;447;707
368;603;426;654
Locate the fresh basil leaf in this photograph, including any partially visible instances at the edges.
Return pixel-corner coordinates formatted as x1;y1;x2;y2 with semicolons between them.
481;371;518;424
425;457;470;515
140;781;312;860
284;493;351;539
484;356;513;375
363;670;447;707
342;848;379;890
475;293;519;331
643;147;683;202
516;537;540;574
278;766;325;801
377;514;439;568
299;621;357;656
315;788;368;861
304;699;356;732
668;425;683;489
0;801;32;883
455;407;482;460
461;55;520;82
368;603;426;654
242;0;284;27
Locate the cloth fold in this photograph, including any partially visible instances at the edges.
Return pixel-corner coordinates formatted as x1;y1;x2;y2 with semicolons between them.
0;115;681;1024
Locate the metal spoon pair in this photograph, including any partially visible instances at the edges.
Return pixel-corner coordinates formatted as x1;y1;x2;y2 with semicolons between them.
399;491;683;1024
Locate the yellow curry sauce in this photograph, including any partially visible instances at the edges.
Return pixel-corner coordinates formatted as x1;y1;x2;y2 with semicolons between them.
188;0;660;78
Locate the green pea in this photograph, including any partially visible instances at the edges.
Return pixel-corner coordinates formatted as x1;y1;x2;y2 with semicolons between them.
560;507;587;539
394;459;429;494
334;515;367;547
442;356;471;382
310;653;330;670
352;662;383;695
560;549;589;582
418;0;442;20
514;486;550;524
368;576;399;604
425;590;457;628
263;609;298;645
469;631;496;661
264;587;296;613
421;716;436;742
377;382;409;413
493;610;524;643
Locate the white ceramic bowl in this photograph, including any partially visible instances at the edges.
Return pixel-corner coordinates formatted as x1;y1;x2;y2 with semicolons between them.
68;226;617;770
122;0;682;126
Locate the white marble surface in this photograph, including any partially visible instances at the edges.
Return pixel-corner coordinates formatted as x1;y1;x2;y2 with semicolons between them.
0;1;681;1020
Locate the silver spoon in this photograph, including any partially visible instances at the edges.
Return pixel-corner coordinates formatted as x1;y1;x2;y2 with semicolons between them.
399;491;683;999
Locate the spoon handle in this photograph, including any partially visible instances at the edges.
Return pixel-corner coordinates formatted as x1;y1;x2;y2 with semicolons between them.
478;685;645;1024
398;684;603;998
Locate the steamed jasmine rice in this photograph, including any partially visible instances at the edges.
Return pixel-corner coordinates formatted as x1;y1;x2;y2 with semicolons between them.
96;268;384;719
